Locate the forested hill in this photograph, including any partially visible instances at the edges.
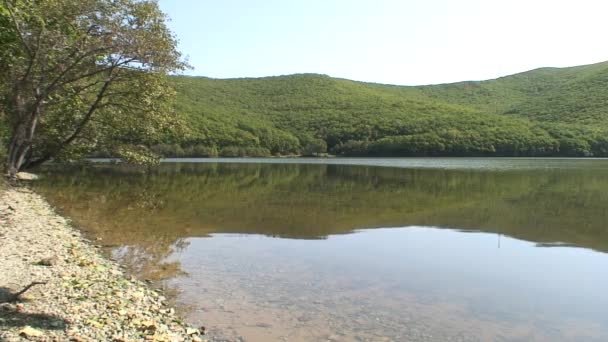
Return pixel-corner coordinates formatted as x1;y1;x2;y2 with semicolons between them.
165;61;608;157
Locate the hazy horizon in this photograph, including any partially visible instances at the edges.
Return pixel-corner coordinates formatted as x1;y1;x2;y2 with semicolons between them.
172;59;608;86
158;0;608;86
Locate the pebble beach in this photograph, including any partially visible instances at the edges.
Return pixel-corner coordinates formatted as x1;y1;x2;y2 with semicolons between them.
0;185;207;342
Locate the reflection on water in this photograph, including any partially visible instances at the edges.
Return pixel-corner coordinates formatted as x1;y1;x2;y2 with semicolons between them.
35;159;608;341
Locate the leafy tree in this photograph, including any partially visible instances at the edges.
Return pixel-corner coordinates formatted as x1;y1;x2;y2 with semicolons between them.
331;140;369;156
300;136;327;156
0;0;186;179
182;145;219;158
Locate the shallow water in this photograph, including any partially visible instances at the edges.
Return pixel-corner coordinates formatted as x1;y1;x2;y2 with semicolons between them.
36;158;608;341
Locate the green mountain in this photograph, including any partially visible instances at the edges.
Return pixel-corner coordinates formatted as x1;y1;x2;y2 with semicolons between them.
165;61;608;157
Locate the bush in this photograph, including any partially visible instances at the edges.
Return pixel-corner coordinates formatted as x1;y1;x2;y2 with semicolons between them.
300;137;328;156
558;137;592;156
219;146;271;157
183;145;219;157
331;140;370;156
150;144;185;157
244;147;272;157
370;134;446;156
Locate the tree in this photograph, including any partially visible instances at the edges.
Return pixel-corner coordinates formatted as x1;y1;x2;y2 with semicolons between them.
0;0;187;179
300;136;327;156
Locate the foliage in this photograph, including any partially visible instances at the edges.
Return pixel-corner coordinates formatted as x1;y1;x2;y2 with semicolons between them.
0;0;186;176
150;143;219;158
331;140;369;157
182;145;219;158
300;136;328;156
219;146;271;157
169;61;608;157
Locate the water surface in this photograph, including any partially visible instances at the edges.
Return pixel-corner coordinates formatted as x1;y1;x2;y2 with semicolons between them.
36;158;608;341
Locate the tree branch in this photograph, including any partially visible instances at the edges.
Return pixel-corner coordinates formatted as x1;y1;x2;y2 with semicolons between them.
20;24;45;83
63;80;112;146
3;0;33;58
1;282;47;303
22;76;114;169
40;29;98;76
48;55;135;93
43;46;111;94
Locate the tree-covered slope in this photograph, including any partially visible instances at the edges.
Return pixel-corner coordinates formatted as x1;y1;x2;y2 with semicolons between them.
417;61;608;124
165;61;608;157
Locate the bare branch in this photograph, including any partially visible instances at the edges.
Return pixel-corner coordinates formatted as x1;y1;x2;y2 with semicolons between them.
13;282;47;299
1;281;47;303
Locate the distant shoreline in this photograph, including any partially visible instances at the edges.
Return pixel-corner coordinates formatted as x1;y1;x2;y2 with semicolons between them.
87;155;608;162
63;157;608;174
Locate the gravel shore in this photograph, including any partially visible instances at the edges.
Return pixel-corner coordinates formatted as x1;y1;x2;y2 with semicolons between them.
0;186;207;342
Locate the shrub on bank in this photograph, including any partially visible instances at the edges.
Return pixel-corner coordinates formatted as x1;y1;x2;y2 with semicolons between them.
219;146;272;157
182;145;219;158
150;144;185;157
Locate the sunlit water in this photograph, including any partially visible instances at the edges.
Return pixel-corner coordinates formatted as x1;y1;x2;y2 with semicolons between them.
36;158;608;341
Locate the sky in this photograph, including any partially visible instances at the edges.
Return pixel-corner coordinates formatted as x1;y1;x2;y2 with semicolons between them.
158;0;608;85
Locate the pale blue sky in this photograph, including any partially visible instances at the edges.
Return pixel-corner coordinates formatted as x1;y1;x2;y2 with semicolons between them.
158;0;608;85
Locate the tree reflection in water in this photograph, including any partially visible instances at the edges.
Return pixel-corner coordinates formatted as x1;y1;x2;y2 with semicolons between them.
35;161;608;280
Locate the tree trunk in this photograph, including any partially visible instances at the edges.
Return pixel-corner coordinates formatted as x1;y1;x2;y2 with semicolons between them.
5;89;40;180
6;122;29;180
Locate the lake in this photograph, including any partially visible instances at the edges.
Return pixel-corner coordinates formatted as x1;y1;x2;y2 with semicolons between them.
35;158;608;341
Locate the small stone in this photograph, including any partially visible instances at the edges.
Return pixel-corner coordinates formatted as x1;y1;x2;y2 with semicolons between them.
140;320;157;331
16;172;40;181
20;293;36;301
19;326;44;338
37;256;59;266
186;327;199;335
50;319;63;328
132;291;145;299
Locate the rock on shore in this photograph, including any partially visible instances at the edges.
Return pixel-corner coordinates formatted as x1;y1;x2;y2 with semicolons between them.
15;172;40;181
0;186;207;341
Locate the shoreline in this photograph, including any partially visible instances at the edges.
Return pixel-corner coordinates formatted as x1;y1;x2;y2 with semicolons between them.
0;186;207;341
